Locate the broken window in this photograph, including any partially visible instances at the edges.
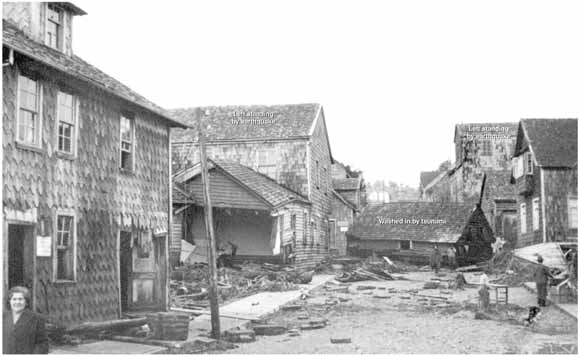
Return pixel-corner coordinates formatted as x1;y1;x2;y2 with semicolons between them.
55;214;75;281
120;114;134;170
17;75;41;146
57;91;77;154
46;4;62;49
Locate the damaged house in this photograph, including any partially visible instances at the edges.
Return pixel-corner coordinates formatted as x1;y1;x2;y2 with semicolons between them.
511;119;577;248
347;202;494;266
171;159;311;265
2;2;187;325
170;104;334;268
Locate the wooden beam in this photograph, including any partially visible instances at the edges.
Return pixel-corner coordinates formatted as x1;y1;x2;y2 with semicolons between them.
66;318;148;334
171;307;260;321
197;108;221;339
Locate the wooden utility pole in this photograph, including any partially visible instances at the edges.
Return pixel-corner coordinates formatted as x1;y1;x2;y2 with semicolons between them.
196;108;220;339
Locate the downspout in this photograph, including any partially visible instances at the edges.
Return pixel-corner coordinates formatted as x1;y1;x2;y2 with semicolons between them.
540;168;547;243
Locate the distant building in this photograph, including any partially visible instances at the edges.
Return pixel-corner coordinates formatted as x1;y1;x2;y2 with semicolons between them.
511;119;577;247
347;202;494;266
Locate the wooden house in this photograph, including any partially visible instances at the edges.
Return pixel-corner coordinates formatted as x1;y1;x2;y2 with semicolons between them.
171;159;311;265
347;202;494;265
3;2;187;326
479;171;518;248
511;119;578;247
171;104;334;268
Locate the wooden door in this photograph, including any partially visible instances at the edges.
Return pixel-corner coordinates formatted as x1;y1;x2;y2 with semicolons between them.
120;230;162;311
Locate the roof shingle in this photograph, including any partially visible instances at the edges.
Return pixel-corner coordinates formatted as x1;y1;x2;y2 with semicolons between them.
170;104;321;143
521;119;578;168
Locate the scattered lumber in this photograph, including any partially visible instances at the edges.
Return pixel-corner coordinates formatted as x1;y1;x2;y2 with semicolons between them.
456;265;483;272
66;318;147;334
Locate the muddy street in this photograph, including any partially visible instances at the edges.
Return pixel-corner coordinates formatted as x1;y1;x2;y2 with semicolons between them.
220;272;577;354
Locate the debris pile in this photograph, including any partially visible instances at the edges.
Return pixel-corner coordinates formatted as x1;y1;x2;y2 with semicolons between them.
170;263;313;308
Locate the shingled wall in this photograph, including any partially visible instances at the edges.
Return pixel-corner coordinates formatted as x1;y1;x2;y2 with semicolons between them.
3;62;170;325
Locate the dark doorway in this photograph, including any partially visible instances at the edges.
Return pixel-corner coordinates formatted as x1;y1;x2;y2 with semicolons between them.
119;231;131;312
8;225;26;289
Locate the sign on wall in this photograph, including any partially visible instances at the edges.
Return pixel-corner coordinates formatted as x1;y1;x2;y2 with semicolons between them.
36;236;52;257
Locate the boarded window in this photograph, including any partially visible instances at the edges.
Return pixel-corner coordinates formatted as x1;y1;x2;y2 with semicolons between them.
57;92;76;154
520;203;527;234
46;4;61;49
120;114;134;170
569;197;578;229
18;75;41;146
532;198;540;231
525;152;534;175
55;214;75;281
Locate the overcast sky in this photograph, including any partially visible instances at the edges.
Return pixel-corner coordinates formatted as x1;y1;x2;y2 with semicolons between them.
72;0;580;187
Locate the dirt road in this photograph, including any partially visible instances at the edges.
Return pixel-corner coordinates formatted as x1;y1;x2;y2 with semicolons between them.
220;272;577;354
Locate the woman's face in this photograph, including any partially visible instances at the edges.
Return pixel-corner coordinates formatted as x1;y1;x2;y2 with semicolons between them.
10;292;26;313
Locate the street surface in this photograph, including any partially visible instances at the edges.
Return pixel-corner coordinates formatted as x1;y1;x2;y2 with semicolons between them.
221;271;577;354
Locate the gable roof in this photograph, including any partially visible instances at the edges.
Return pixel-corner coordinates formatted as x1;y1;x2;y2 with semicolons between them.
332;190;358;212
349;202;475;243
516;119;577;168
174;159;310;209
2;20;187;128
333;177;361;191
454;122;518;143
420;171;440;189
170;103;321;143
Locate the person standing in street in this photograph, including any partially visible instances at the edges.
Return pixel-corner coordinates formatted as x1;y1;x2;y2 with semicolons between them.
447;247;457;270
534;255;552;307
430;245;441;274
3;286;49;354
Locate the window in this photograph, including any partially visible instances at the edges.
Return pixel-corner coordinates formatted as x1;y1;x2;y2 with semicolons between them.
45;4;62;49
323;167;328;193
120;114;134;170
55;214;75;281
257;149;278;179
569;197;578;229
532;198;540;231
512;156;523;179
520;203;527;234
57;92;77;155
525;152;533;175
315;161;319;189
17;75;41;146
481;140;492;156
302;212;308;245
400;240;411;250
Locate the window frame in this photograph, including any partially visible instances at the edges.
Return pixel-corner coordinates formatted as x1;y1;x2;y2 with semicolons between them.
55;90;79;157
568;196;578;229
45;3;63;50
119;113;135;172
16;74;43;149
53;210;77;283
520;203;527;234
400;240;412;250
525;152;534;175
532;198;540;231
